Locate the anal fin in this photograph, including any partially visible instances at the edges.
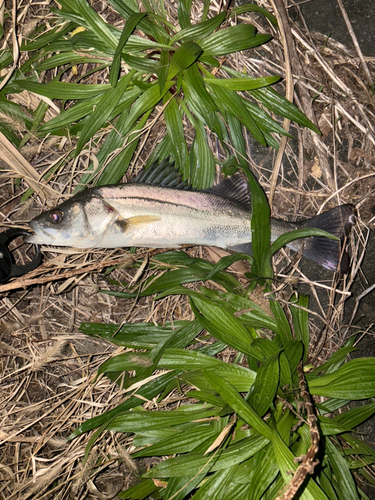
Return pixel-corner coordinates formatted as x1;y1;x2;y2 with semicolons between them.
227;242;253;255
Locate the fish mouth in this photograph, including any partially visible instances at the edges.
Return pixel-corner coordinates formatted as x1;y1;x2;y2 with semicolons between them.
26;222;57;244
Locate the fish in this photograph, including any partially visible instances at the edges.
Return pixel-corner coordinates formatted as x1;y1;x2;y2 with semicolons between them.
27;159;356;271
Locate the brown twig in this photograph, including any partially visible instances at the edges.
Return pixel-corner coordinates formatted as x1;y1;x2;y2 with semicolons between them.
336;0;373;87
268;0;292;207
0;246;193;293
276;362;320;500
269;0;335;193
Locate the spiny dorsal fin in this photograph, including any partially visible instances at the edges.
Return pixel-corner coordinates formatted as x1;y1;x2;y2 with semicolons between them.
206;173;251;208
133;158;189;189
134;159;251;207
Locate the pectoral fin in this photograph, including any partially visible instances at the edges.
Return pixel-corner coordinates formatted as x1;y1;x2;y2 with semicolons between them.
116;215;161;232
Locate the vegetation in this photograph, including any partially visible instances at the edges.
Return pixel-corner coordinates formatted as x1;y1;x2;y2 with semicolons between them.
0;0;318;193
74;172;375;499
1;0;374;498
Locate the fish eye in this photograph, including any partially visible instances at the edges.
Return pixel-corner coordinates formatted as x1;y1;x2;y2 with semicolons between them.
49;209;64;224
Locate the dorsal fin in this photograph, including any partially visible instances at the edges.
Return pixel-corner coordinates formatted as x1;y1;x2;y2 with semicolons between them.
133;159;251;207
206;173;251;208
133;158;190;189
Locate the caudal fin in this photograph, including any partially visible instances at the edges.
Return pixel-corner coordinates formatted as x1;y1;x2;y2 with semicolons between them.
293;204;356;272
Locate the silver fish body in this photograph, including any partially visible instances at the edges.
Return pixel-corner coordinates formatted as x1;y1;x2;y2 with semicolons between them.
27;161;356;271
28;183;261;249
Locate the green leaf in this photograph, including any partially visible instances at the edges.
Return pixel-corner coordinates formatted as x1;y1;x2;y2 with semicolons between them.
189;292;262;359
247;444;279;500
20;22;75;51
182;368;255;394
164;95;189;173
230;5;278;26
170;11;226;44
204;75;280;91
243;98;293;137
0;123;21;147
206;79;266;146
107;404;216;433
177;0;192;29
74;70;135;156
205;371;272;440
226;114;248;167
97;108;151;185
325;438;359;500
309;358;375;399
199;25;269;56
166;474;205;500
167;41;202;80
283;340;303;375
132;424;218;457
182;64;221;136
68;370;180;439
201;289;279;336
272;428;329;500
190;466;237;499
324;401;375;434
80;320;191;349
205;253;254;280
110;13;146;85
143;433;269;477
189;118;216;189
158;49;169;93
250;86;321;134
241;168;270;273
122;53;159;72
32;53;109;73
61;0;118;49
39;90;139;134
0;96;33;128
309;346;356;376
106;0;167;42
290;293;310;361
248;352;280;417
119;479;158;499
100;348;257;392
267;228;339;260
12;80;109;100
267;296;293;344
122;81;174;134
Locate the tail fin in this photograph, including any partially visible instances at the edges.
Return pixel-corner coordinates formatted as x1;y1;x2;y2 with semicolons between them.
291;204;356;272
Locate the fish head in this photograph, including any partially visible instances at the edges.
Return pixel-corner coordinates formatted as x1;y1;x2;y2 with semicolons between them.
26;192;118;248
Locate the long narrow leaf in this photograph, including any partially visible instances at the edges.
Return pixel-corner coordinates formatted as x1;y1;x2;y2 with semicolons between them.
205;371;273;440
110;13;146;85
250;87;320;134
75;70;135;156
309;358;375;399
170;11;226;44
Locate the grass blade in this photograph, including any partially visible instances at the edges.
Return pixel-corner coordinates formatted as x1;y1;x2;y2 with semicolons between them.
110;12;146;85
75;70;135;156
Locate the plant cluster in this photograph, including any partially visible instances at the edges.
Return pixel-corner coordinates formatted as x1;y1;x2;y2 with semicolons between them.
2;1;374;498
1;0;318;194
73;176;375;499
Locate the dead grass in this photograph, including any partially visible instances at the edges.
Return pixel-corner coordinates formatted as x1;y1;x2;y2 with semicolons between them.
0;0;374;498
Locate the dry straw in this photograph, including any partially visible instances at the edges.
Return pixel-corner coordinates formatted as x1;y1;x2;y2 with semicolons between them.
0;0;374;497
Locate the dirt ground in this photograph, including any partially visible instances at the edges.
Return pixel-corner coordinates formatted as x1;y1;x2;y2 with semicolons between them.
292;0;375;338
